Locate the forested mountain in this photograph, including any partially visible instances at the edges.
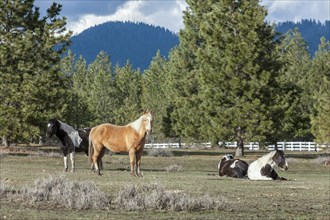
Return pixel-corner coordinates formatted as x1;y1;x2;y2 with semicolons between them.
67;20;329;70
276;20;330;56
69;21;179;70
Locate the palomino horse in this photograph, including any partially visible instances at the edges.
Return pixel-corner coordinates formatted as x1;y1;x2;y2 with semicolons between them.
89;110;153;176
218;154;249;178
248;150;288;180
46;119;91;172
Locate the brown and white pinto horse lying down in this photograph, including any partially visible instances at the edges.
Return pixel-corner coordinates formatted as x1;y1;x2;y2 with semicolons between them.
89;110;153;176
248;150;288;180
218;154;249;178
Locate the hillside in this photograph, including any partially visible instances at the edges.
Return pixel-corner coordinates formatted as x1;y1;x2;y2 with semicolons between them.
67;20;329;70
276;19;330;56
69;21;179;70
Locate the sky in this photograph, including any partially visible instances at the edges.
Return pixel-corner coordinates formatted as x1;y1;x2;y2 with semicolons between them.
34;0;330;35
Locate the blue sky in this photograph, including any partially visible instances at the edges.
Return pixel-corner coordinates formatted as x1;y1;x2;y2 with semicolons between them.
34;0;330;34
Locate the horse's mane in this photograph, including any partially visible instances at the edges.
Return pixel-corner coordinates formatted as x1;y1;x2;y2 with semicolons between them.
128;115;144;133
57;119;78;134
257;150;277;165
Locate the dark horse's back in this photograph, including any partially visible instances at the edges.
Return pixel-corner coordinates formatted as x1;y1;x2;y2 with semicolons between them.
236;160;249;177
77;128;92;155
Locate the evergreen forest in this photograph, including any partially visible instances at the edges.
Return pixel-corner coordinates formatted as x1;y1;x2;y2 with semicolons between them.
1;0;329;155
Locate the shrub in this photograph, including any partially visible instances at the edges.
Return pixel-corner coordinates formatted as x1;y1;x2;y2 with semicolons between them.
16;176;111;210
165;164;183;173
114;183;226;211
2;177;226;212
0;181;10;198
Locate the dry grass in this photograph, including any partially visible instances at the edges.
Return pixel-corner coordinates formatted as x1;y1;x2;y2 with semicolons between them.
1;176;226;212
1;176;110;210
165;164;183;173
114;183;226;211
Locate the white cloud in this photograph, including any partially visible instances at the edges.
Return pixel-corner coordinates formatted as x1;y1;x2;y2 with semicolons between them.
262;0;330;23
67;0;188;35
65;0;329;35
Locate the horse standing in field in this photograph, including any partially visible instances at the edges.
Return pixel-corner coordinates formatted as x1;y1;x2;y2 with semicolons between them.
46;119;91;172
89;110;153;176
218;154;249;178
247;150;288;180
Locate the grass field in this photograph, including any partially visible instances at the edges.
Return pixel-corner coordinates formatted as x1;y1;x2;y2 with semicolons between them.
1;146;329;219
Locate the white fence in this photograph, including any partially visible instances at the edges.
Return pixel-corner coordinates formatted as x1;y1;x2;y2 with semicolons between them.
145;141;322;151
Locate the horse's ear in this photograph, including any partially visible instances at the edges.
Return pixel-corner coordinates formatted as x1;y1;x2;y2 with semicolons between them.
144;109;152;114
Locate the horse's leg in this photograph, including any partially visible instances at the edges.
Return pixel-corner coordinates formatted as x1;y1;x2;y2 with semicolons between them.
63;153;68;172
128;149;136;176
100;158;103;171
135;150;143;177
69;151;75;172
98;148;106;174
92;144;103;175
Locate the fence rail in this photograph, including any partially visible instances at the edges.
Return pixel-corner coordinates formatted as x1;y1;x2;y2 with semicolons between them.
145;141;324;151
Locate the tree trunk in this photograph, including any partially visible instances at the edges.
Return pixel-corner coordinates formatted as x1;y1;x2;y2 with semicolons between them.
211;138;219;148
235;126;244;157
39;136;44;145
1;136;10;148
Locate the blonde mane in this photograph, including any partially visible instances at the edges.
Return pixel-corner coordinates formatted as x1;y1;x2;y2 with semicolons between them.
128;115;144;133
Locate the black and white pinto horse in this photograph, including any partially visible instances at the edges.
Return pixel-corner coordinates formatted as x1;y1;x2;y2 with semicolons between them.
248;150;288;180
218;154;249;178
46;119;91;172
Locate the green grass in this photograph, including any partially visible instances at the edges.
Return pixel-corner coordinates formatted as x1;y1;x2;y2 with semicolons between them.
1;147;329;219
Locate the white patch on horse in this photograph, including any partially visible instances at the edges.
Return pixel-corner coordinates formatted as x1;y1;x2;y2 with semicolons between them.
47;123;52;128
129;116;143;133
248;151;277;180
230;160;238;168
58;120;82;148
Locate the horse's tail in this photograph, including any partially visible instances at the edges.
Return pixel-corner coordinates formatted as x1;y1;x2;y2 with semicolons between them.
88;128;94;164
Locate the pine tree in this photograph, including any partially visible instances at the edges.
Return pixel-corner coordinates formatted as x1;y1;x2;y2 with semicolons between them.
141;50;169;141
113;61;142;125
0;0;71;145
72;55;92;128
169;0;283;154
276;28;313;141
85;51;114;126
60;51;91;128
166;2;205;141
310;38;330;145
59;50;76;125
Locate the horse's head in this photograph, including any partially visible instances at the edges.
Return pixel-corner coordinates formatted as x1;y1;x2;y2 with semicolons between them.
46;119;59;138
273;150;288;171
142;110;153;134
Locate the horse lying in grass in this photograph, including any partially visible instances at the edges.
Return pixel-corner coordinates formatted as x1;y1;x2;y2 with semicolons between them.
218;154;249;178
248;150;288;180
89;110;153;176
